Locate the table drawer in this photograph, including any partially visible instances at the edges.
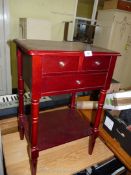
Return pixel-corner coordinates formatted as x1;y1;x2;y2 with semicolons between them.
82;56;110;71
42;73;107;94
42;55;79;74
42;75;76;93
75;73;107;89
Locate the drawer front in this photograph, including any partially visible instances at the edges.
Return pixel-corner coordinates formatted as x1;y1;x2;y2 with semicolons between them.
117;0;131;12
42;55;79;74
42;73;107;94
82;56;110;71
75;73;107;89
42;75;76;93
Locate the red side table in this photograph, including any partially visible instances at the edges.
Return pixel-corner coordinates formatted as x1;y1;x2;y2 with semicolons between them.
15;39;120;175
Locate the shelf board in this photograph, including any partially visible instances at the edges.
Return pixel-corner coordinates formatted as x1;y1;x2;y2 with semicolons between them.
23;107;92;151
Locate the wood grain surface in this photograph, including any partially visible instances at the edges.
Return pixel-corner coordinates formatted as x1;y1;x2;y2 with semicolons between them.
99;125;131;171
2;132;113;175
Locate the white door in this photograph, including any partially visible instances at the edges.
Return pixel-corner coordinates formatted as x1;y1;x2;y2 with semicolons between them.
93;10;131;88
121;34;131;87
110;12;131;87
0;0;12;95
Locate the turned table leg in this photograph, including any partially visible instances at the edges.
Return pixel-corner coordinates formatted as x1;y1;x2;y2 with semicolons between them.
70;92;76;109
29;99;39;175
89;89;107;154
17;49;24;140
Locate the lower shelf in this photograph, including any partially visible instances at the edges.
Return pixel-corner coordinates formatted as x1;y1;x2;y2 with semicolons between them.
23;107;93;151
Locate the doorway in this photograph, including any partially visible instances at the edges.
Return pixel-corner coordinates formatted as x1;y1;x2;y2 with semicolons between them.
0;0;12;95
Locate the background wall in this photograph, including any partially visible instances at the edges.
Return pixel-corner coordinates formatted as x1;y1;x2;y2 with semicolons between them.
9;0;77;88
76;0;103;19
9;0;76;40
76;0;94;18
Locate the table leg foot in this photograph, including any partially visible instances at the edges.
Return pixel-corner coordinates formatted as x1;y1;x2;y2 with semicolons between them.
28;148;39;175
30;158;38;175
89;132;98;155
18;119;24;140
19;126;24;140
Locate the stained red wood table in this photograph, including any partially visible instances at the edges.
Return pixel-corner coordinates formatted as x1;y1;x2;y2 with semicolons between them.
14;39;120;175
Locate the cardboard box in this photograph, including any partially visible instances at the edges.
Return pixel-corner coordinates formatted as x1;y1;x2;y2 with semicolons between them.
107;79;120;93
103;0;118;10
104;90;131;110
103;110;131;156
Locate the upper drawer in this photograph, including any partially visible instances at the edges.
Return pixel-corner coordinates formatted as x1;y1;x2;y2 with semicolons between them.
42;55;79;74
82;56;110;71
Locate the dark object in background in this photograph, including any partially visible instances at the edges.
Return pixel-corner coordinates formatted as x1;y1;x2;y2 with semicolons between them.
103;110;131;156
119;109;131;126
90;90;100;101
90;158;126;175
75;169;87;175
63;21;73;41
73;19;95;44
0;92;91;118
86;25;96;44
0;94;71;118
75;158;126;175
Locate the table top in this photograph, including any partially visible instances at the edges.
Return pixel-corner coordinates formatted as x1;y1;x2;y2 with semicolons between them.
14;39;120;56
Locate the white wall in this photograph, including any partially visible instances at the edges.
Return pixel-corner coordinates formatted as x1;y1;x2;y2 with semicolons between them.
9;0;77;41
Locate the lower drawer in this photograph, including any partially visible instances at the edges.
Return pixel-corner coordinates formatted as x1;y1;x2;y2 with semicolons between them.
42;75;75;94
75;73;107;90
42;73;107;95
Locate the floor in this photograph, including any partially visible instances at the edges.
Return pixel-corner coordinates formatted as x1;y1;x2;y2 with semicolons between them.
2;132;114;175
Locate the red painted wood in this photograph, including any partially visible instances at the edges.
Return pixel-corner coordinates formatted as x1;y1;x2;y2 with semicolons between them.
31;55;42;99
42;54;79;74
17;49;24;140
30;99;39;175
24;108;92;151
89;89;107;155
70;93;76;108
41;73;107;95
82;56;111;71
75;73;107;89
31;99;39;150
15;39;120;175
